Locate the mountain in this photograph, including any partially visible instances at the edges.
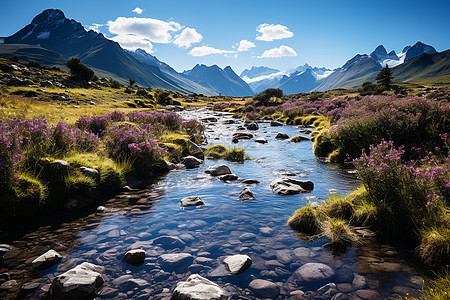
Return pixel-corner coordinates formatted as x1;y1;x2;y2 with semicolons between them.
392;49;450;82
3;9;193;93
240;66;280;79
127;48;217;96
315;41;440;91
278;68;322;94
183;64;254;96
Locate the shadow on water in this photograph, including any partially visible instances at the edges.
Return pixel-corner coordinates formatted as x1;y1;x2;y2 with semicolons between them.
0;108;425;299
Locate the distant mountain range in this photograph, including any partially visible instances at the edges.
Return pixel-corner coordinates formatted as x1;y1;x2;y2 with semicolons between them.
0;9;448;96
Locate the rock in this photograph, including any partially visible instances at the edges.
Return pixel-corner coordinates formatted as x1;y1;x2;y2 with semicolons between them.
201;117;218;123
171;274;226;300
96;206;107;212
317;283;338;297
352;274;368;289
232;132;253;143
247;122;259;130
153;236;185;249
242;179;260;184
0;280;17;291
270;177;314;195
259;227;273;236
80;166;99;179
188;140;205;160
239;187;255;201
49;262;104;300
275;132;290;139
290;135;309;142
164;160;176;170
32;249;62;270
222;119;235;124
223;255;252;275
181;196;205;207
239;233;257;241
0;244;19;260
248;279;280;298
53;159;70;171
158;253;194;269
122;249;146;266
40;80;53;87
254;137;268;144
293;263;335;284
270;120;284;126
182;156;203;169
19;282;40;296
205;165;231;176
218;174;238;181
355;289;382;299
332;293;347;300
0;273;10;284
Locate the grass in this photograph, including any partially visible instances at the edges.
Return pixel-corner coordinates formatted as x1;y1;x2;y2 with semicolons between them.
204;145;248;162
318;218;358;251
287;204;320;235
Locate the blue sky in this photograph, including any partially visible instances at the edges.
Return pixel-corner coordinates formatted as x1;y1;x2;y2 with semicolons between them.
1;0;449;74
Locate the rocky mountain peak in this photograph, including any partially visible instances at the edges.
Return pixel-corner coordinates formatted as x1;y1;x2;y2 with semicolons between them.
31;9;66;25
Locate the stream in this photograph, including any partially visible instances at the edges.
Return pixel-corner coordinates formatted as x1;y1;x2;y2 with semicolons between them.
0;108;424;299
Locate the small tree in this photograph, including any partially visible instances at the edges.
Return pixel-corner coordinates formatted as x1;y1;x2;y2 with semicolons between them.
376;65;393;90
66;58;97;82
253;88;284;106
129;79;136;87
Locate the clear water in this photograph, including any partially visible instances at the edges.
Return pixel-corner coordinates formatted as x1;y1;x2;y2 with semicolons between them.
1;109;424;299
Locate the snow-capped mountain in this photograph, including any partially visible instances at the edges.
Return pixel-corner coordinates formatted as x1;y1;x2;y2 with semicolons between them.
370;42;437;68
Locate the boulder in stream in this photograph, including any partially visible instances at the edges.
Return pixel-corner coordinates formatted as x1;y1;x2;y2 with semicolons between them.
32;249;62;270
247;122;259;130
122;249;146;266
270;177;314;195
239;187;255;201
182;156;203;169
275;132;290;139
181;196;205;207
171;274;226;300
223;254;252;274
205;165;231;176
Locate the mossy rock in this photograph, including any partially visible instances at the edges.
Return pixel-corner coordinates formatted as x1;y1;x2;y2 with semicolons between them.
288;205;319;235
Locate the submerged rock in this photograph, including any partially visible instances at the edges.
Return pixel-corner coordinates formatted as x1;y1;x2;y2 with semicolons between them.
158;253;194;269
239;187;255;201
218;174;238;182
232;132;253;143
223;255;252;274
182;156;203;169
292;263;335;284
242;179;260;184
181;196;205;207
248;279;280;298
254;137;268;144
49;262;104;300
153;236;185;249
270;177;314;195
171;274;226;300
205;165;231;176
32;249;62;270
122;249;146;266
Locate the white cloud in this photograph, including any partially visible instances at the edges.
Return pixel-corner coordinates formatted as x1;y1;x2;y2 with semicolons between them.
107;17;181;43
88;23;103;33
189;46;235;57
111;34;153;53
237;40;256;52
258;45;297;58
132;7;143;14
256;24;293;41
173;28;202;48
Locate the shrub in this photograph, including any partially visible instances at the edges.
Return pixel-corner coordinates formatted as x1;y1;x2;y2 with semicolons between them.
127;111;183;131
182;119;205;144
253;88;283;106
66;58;97;82
109;78;121;89
418;227;450;266
9;173;47;217
319;218;358;250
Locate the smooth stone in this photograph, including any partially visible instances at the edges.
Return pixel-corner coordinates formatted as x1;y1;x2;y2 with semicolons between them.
181;196;205;207
270;120;284;126
293;247;310;258
122;249;146;266
205;165;231;176
80;166;99;179
332;293;347;300
290;135;309;142
218;174;238;181
317;283;338;297
0;280;17;290
49;262;104;299
352;274;368;289
259;227;273;236
20;282;40;294
247;122;259;130
158;253;194;269
248;279;280;298
239;187;255;200
293;263;335;283
171;274;226;300
355;289;383;299
188;140;205;160
223;254;252;275
239;233;257;241
0;244;19;259
275;249;293;264
53;160;70;170
182;156;203;169
270;177;314;195
32;249;62;270
153;236;185;249
275;132;290;139
96;206;107;212
254;137;268;144
242;179;260;184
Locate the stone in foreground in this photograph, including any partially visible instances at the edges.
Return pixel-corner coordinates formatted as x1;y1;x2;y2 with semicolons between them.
247;122;259;130
223;254;252;275
248;279;280;298
159;253;194;270
239;187;255;201
181;196;205;207
171;274;226;300
49;262;104;300
122;249;146;266
182;156;203;169
292;263;335;284
32;249;62;270
205;165;231;176
270;177;314;195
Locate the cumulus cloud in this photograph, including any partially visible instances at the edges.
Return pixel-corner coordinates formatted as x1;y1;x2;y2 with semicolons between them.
189;46;235;57
88;23;103;33
237;40;256;52
258;45;297;58
107;17;181;44
173;28;202;48
256;24;293;41
132;7;143;14
110;34;153;53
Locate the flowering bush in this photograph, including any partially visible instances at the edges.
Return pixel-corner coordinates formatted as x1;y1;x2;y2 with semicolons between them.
182;119;205;143
75;110;125;136
0;121;22;189
127;111;182;131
